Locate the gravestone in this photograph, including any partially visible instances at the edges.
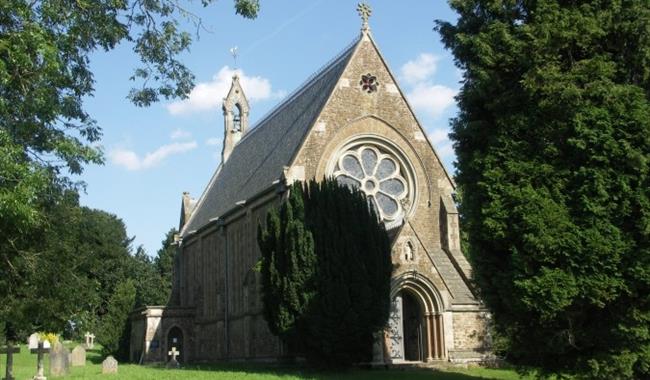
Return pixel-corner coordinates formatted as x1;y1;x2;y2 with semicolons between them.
84;333;95;350
30;341;50;380
70;346;86;367
28;334;51;350
49;342;69;377
101;356;118;374
1;342;20;380
166;347;180;369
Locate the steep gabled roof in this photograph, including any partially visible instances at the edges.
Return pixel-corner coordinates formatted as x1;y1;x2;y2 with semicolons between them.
181;38;359;236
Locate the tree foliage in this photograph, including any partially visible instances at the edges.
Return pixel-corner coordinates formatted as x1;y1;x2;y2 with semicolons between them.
99;279;137;359
0;0;257;343
258;187;316;339
258;179;392;366
154;228;179;304
437;1;650;378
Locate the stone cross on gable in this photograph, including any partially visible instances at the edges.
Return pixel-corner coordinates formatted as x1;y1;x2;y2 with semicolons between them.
357;2;372;31
1;342;20;380
30;341;50;380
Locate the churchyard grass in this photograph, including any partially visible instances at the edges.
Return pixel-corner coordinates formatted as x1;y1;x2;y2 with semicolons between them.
2;343;531;379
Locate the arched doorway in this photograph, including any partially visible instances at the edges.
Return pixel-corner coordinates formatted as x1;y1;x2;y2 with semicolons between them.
387;272;445;363
167;326;184;363
402;290;424;361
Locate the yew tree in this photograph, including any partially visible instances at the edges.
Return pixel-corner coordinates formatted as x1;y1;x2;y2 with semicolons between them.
258;179;392;366
437;1;650;378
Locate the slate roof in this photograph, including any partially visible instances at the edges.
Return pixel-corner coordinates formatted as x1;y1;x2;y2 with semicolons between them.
181;38;359;236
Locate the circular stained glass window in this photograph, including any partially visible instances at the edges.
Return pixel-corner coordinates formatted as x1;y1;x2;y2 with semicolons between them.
332;144;411;223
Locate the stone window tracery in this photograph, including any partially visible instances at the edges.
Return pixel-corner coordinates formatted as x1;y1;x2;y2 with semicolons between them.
360;73;378;93
333;144;411;223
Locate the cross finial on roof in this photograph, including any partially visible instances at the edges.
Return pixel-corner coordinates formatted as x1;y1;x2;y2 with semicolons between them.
357;2;372;32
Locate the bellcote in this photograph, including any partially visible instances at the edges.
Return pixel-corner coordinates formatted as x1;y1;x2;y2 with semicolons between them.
221;74;250;163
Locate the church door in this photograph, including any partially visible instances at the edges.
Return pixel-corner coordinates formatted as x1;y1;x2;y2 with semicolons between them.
402;291;424;361
167;327;184;363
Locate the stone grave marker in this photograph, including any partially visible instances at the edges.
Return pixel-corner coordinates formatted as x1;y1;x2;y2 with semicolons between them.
102;356;118;374
70;345;86;367
166;347;180;369
49;342;70;377
84;333;95;350
30;340;50;380
1;342;20;380
28;334;51;350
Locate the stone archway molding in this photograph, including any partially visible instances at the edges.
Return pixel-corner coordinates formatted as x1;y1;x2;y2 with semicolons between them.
389;271;446;362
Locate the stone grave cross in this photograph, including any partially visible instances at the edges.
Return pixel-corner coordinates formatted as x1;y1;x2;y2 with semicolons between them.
1;342;20;380
84;332;95;349
30;341;50;380
167;347;180;368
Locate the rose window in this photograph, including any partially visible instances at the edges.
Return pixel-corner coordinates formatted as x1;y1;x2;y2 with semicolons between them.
333;145;409;222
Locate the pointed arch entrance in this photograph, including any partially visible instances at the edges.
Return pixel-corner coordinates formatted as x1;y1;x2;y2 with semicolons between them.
387;271;445;362
166;326;184;363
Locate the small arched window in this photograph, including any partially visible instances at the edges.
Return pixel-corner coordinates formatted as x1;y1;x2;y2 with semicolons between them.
232;103;242;132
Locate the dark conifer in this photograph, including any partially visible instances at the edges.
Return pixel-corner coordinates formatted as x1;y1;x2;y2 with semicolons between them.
437;1;650;378
258;179;392;366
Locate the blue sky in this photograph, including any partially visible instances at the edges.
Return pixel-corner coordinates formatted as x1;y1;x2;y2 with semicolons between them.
79;0;461;256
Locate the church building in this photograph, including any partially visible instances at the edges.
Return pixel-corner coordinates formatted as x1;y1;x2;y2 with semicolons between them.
131;4;490;365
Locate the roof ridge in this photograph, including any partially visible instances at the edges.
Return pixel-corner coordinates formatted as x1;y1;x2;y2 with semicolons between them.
236;35;360;145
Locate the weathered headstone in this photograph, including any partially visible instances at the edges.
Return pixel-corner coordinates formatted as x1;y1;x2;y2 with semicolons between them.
101;356;118;374
28;334;51;350
166;347;180;369
30;341;50;380
49;342;70;377
84;333;95;350
69;345;86;367
1;342;20;380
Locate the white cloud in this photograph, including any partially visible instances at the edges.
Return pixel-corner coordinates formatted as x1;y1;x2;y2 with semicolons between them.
428;128;454;160
429;129;449;145
170;129;192;140
167;66;282;115
205;137;221;146
109;141;198;171
436;142;455;159
406;84;457;118
401;53;439;85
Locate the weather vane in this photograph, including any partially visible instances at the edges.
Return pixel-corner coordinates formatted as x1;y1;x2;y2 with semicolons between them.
357;2;372;31
230;46;239;69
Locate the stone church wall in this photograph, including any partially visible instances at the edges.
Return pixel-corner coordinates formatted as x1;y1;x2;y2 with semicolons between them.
168;192;281;362
452;311;491;352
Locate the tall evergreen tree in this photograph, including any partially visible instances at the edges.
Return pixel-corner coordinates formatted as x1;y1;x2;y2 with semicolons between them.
437;1;650;378
302;179;392;366
154;228;179;304
99;279;137;360
258;179;392;366
258;186;316;341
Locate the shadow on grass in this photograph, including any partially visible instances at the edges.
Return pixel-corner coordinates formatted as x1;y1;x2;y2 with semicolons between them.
86;348;106;365
136;362;509;380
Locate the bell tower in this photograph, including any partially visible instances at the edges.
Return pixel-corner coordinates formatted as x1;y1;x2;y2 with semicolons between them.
221;74;250;163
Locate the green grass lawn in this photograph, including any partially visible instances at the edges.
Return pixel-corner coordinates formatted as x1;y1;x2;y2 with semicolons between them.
2;343;531;380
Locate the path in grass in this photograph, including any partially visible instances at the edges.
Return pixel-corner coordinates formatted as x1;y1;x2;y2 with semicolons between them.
3;343;529;380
